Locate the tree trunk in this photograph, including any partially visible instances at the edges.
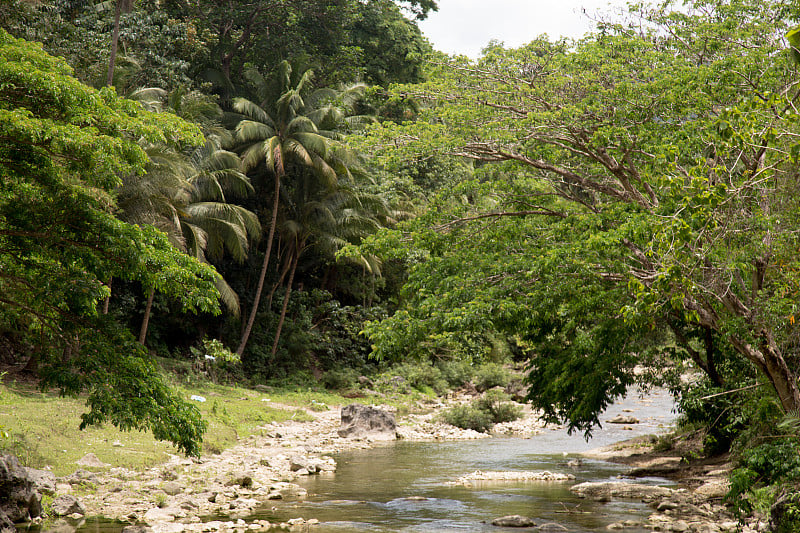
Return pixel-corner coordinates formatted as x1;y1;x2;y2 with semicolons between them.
138;287;155;345
106;0;123;87
267;253;292;309
237;168;282;355
102;276;112;315
271;249;299;356
729;331;800;414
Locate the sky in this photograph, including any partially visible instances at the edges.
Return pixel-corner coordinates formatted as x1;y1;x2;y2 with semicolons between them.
417;0;637;58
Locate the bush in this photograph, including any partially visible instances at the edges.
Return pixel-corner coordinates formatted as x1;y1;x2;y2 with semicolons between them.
728;439;800;516
475;389;523;424
441;390;523;432
390;361;448;395
437;359;475;388
474;363;511;392
321;368;360;390
441;404;493;433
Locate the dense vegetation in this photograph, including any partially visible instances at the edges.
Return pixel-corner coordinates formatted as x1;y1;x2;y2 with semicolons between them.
3;0;800;524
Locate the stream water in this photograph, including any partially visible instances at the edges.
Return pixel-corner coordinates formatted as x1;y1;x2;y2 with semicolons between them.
255;387;677;532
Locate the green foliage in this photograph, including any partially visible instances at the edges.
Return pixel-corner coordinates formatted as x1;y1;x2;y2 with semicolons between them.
436;359;475;389
473;363;511;392
441;390;522;432
474;389;523;424
728;440;800;516
321;368;360;390
0;30;221;455
387;361;448;395
441;404;494;433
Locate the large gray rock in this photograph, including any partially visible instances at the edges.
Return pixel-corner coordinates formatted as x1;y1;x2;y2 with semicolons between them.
570;481;673;500
49;495;86;517
0;454;43;526
491;515;534;527
23;468;56;496
338;404;396;440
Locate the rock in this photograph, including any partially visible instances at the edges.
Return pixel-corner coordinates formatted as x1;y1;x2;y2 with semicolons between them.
570;481;673;500
49;495;86;517
694;480;730;499
162;482;182;496
0;454;43;523
451;470;574;485
227;472;253;488
121;526;153;533
64;470;98;485
0;512;15;533
607;415;640;424
504;379;529;402
24;468;57;496
289;456;318;474
75;453;108;468
491;515;535;527
357;376;374;388
671;520;690;532
538;524;568;532
337;404;396;440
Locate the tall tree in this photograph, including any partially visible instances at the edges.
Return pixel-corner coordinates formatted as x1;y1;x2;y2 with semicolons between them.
232;61;362;355
0;30;219;454
357;0;800;429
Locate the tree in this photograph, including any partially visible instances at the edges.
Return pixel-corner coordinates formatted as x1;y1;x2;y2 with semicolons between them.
231;61;363;355
0;30;221;455
119;136;260;344
357;0;800;431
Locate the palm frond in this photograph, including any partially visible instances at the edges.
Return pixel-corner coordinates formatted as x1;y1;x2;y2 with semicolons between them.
232;98;274;127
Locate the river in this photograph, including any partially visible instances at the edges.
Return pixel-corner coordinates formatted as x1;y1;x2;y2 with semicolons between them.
253;387;676;532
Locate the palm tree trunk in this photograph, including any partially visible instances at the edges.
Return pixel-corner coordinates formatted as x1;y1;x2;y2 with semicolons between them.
271;248;299;356
267;253;292;309
106;0;123;87
237;170;281;355
138;287;155;345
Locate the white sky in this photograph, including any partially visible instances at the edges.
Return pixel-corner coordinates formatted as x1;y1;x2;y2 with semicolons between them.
418;0;637;58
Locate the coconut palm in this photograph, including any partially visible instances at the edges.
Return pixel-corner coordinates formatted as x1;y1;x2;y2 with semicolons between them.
232;60;368;355
118;135;260;344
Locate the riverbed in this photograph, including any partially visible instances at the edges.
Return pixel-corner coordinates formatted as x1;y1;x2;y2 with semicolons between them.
250;388;676;532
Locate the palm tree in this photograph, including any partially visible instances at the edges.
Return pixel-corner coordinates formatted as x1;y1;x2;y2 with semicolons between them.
232;60;367;355
268;169;388;355
118;136;260;344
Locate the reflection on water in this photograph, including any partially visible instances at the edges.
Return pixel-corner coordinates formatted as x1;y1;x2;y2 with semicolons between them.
258;388;676;532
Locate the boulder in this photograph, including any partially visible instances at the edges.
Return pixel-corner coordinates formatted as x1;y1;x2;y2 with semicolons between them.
570;481;673;500
75;453;108;468
49;495;86;517
338;404;396;440
607;415;640;424
161;482;182;496
0;454;43;524
693;480;730;499
491;515;535;527
121;526;154;533
538;524;568;532
23;468;56;496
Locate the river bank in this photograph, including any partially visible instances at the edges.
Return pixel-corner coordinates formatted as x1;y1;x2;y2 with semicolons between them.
37;393;755;533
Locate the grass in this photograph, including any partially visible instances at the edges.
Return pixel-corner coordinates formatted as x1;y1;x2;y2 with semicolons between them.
0;371;429;477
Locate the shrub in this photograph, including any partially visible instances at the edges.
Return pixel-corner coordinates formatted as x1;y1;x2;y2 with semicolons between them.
441;404;493;433
475;389;523;424
437;359;474;388
728;439;800;516
390;361;448;395
474;363;511;392
321;368;360;390
441;390;523;432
